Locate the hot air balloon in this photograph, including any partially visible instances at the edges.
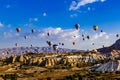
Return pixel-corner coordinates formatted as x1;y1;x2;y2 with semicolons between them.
62;43;64;46
93;25;98;31
47;32;50;36
7;51;9;55
53;44;59;51
75;24;80;30
87;35;90;40
83;38;85;41
46;41;53;47
16;28;21;32
72;42;76;45
31;29;35;33
15;43;18;47
91;49;98;53
102;45;105;48
82;34;84;37
100;30;103;32
74;35;76;38
25;50;29;54
24;36;27;39
92;43;94;45
116;34;119;38
59;42;61;45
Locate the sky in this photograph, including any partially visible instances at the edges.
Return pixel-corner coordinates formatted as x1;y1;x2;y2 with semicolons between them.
0;0;120;50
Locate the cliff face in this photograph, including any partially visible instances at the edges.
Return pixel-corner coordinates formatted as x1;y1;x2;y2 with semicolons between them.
93;60;120;72
4;54;105;67
98;39;120;56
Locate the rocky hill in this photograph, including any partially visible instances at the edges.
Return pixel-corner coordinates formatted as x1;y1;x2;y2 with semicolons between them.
3;53;105;67
91;60;120;72
98;39;120;56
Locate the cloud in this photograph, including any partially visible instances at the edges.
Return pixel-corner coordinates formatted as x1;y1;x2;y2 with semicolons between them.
36;27;80;41
70;14;78;18
34;18;38;21
0;22;4;27
3;32;13;38
91;32;111;41
43;12;47;16
69;0;106;11
24;23;33;27
2;27;80;41
29;18;38;22
101;0;106;2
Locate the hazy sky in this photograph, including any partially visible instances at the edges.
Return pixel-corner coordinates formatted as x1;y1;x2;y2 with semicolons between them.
0;0;120;50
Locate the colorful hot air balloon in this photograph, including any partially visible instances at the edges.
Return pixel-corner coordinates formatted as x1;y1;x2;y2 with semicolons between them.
92;43;94;45
24;36;27;39
15;43;18;47
116;34;119;38
75;24;80;30
100;30;103;32
59;42;61;45
47;32;50;36
87;35;90;40
7;51;9;55
16;28;21;32
31;29;35;33
62;43;64;46
91;49;98;53
93;25;98;31
72;42;76;45
53;44;59;51
82;34;84;37
46;41;53;47
74;35;76;38
83;38;85;41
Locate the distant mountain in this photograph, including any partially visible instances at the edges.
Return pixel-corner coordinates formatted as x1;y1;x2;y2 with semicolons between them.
98;39;120;56
0;47;83;56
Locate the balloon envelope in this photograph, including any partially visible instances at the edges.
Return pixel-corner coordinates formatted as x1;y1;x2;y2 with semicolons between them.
87;36;90;39
16;28;21;32
116;34;119;37
15;43;18;47
31;29;35;33
83;38;85;41
82;34;84;37
93;25;98;31
46;41;53;47
47;32;50;36
100;30;103;32
62;43;64;46
75;24;80;30
53;44;59;51
72;42;76;45
24;36;27;39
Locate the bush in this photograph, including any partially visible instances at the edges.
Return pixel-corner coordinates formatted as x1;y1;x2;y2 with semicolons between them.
115;71;120;74
46;77;51;80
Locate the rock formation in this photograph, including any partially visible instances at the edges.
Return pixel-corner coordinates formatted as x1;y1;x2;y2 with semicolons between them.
98;39;120;56
93;60;120;72
4;53;105;67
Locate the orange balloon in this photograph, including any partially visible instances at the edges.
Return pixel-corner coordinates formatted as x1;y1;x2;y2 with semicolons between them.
93;25;98;31
16;28;21;32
